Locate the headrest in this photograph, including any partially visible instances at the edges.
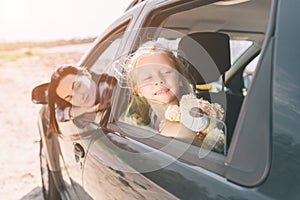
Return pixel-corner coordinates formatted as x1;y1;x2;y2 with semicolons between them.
178;32;231;84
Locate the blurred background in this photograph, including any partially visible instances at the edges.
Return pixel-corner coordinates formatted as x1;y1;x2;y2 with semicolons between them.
0;0;132;199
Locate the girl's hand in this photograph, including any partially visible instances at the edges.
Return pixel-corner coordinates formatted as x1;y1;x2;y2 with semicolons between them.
70;104;101;117
87;103;106;113
70;106;92;117
81;101;109;115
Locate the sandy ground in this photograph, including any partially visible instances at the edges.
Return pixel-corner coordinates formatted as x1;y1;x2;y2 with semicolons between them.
0;47;86;200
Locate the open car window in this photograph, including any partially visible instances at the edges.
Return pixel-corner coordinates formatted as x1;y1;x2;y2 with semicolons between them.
56;22;130;132
110;28;228;158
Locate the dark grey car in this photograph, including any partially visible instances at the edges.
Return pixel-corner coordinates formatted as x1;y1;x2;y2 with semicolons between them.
32;0;300;199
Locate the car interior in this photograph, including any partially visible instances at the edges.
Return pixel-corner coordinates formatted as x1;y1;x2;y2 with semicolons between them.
112;0;271;152
113;31;233;153
177;32;241;148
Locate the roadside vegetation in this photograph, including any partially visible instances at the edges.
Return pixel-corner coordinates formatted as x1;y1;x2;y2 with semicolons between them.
0;37;95;51
0;37;95;65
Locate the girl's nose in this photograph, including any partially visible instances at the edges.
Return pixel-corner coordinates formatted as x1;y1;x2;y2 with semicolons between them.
153;73;165;85
154;81;164;85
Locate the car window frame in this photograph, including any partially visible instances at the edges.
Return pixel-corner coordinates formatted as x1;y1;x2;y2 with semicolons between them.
225;0;276;186
108;120;228;176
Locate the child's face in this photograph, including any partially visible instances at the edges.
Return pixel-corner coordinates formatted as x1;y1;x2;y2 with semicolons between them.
56;74;97;107
132;53;180;105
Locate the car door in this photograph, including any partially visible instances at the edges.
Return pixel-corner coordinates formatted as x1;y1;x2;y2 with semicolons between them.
77;3;178;199
57;120;96;199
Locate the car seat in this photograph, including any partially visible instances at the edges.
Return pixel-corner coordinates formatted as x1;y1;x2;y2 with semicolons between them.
178;32;244;149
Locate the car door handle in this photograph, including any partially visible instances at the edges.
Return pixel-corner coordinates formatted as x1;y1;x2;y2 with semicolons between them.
73;143;85;162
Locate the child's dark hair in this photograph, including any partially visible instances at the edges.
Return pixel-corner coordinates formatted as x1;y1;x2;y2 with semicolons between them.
47;65;80;136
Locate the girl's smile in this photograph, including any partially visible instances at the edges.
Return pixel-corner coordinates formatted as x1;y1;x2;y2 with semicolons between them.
154;87;170;95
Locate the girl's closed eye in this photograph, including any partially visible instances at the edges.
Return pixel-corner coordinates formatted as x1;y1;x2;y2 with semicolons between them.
64;94;73;102
161;70;172;76
73;81;81;90
137;73;152;83
142;75;152;81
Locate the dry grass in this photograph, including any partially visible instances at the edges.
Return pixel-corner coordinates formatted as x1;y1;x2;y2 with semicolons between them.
0;38;94;65
0;37;95;51
0;50;84;67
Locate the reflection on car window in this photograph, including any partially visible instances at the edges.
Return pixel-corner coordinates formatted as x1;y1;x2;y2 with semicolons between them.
117;40;226;154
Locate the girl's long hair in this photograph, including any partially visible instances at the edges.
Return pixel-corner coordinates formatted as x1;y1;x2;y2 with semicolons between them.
47;65;80;136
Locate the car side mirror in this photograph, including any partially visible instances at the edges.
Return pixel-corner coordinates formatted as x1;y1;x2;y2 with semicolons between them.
32;83;49;104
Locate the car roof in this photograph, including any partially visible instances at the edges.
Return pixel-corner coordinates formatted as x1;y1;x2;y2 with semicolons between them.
146;0;271;45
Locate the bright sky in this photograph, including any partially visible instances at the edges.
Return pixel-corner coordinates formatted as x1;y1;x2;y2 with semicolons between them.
0;0;133;42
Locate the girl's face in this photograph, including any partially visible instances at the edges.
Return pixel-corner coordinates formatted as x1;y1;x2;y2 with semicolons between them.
56;74;97;107
132;53;180;105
